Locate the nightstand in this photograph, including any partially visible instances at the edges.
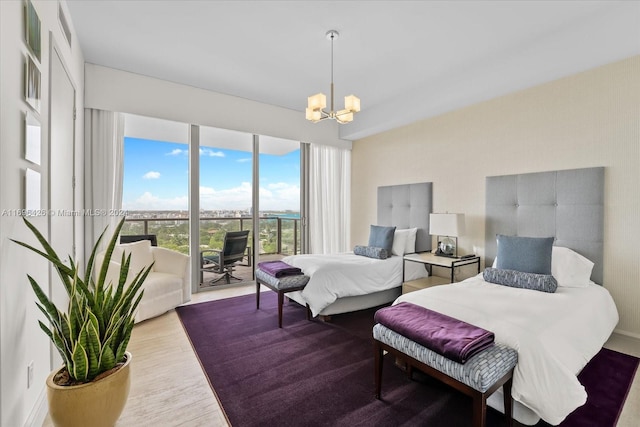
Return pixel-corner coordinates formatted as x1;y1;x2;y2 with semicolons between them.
402;252;480;294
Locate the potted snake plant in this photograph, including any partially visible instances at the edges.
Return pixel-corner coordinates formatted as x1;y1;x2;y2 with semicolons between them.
12;217;149;427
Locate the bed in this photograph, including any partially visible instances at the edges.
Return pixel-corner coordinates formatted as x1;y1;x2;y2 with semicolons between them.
395;167;619;425
285;182;433;317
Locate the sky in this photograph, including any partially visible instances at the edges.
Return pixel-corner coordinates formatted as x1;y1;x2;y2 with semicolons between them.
122;137;300;211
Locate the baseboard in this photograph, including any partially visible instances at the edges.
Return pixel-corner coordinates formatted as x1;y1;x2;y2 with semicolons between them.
613;328;640;341
24;386;47;427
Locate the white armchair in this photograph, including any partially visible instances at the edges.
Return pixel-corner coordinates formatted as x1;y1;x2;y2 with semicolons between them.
96;239;191;323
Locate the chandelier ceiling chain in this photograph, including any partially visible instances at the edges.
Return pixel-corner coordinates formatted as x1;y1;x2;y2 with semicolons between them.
305;30;360;124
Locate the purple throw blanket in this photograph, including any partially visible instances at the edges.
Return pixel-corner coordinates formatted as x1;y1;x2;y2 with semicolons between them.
374;302;495;364
257;261;303;278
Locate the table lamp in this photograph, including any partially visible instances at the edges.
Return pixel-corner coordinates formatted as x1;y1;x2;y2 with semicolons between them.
429;213;465;258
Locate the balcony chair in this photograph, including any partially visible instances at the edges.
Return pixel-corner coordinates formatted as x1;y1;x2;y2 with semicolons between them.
201;230;250;285
120;234;158;246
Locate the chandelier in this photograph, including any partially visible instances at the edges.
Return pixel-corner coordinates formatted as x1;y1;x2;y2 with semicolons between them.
306;30;360;124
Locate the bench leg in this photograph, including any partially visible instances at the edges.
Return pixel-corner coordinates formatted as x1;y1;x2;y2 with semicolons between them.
472;394;487;427
374;341;383;399
306;304;311;321
277;291;284;328
503;376;513;427
256;280;261;309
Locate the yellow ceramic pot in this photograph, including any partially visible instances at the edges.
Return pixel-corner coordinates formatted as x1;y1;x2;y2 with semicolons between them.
46;352;131;427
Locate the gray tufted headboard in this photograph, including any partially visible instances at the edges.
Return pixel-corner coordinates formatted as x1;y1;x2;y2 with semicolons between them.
377;182;433;253
485;167;604;284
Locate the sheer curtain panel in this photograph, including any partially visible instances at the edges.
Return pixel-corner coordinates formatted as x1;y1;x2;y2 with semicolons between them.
309;144;351;254
84;109;124;258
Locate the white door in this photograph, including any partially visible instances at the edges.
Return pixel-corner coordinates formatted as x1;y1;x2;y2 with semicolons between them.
48;41;75;349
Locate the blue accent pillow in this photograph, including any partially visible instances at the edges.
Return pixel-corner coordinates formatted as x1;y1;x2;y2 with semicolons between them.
354;245;389;260
483;268;558;293
368;225;396;253
496;235;554;275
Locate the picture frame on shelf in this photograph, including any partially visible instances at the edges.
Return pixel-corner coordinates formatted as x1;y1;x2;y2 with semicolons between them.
25;55;41;112
25;111;41;165
25;0;41;62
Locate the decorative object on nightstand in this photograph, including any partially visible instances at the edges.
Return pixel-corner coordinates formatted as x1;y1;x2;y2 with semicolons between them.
430;213;465;258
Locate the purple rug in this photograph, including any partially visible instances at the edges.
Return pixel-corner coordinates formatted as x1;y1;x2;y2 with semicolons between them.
176;292;638;427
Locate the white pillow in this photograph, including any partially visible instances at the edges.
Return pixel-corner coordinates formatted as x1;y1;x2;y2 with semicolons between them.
551;246;594;287
391;228;419;256
118;240;155;279
391;230;409;256
404;228;418;254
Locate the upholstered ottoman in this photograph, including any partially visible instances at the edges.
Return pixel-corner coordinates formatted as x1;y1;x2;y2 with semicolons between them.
373;324;518;427
256;268;311;328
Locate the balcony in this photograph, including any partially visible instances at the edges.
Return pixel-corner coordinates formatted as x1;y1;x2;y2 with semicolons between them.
122;216;301;286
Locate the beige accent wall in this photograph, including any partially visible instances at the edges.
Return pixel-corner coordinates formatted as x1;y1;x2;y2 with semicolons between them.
351;56;640;336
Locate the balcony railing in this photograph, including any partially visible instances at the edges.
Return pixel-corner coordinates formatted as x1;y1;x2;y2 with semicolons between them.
122;216;301;257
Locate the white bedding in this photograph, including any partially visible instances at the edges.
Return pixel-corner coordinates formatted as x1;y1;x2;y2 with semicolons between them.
395;274;619;425
282;253;404;316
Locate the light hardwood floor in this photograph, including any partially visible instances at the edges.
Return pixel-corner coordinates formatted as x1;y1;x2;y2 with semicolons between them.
43;282;640;426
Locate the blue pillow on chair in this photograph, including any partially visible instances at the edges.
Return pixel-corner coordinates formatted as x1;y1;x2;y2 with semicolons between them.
496;234;554;275
368;225;396;253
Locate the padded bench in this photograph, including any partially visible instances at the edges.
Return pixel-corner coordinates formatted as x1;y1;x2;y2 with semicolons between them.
373;323;518;427
256;268;311;328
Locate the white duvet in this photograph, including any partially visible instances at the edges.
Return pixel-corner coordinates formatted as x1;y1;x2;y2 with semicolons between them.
282;253;403;316
396;275;619;425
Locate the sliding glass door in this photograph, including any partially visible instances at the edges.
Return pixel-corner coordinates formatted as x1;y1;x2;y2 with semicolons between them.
198;126;254;287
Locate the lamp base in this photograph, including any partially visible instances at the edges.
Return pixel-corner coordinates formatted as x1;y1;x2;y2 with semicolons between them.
435;237;457;257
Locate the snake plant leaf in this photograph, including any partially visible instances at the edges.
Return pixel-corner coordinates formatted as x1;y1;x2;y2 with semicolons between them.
86;319;102;379
115;319;135;362
27;276;58;320
99;343;116;373
12;218;74;294
71;342;89;382
96;218;126;294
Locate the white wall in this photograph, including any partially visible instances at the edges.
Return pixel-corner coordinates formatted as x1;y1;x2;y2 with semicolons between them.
0;1;84;425
351;56;640;337
84;64;352;150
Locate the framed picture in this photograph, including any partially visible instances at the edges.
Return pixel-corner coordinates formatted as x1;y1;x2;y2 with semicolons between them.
25;168;41;211
25;55;41;112
25;0;41;62
25;111;41;165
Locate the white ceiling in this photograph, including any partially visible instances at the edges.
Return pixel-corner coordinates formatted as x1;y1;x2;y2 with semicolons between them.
67;1;640;141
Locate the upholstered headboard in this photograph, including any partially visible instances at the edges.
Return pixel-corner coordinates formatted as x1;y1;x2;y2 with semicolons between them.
377;182;433;253
485;167;604;284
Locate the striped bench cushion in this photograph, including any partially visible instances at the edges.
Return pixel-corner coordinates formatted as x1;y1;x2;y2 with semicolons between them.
373;323;518;392
256;268;310;290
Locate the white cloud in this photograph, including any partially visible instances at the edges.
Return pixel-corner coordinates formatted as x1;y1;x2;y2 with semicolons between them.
122;182;300;211
237;158;251;163
199;148;225;157
123;192;189;210
143;171;161;179
166;149;186;156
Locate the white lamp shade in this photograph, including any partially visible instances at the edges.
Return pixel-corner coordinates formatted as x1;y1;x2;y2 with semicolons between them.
429;213;465;237
344;95;361;112
307;93;327;110
305;108;322;122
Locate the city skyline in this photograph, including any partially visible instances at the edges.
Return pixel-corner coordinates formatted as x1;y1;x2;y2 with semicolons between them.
122;137;301;211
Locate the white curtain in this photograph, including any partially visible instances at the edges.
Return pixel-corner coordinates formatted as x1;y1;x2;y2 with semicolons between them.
84;109;124;258
309;144;351;254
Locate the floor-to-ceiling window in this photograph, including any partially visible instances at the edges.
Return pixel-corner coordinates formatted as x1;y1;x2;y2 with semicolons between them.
121;115;190;253
257;136;301;266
